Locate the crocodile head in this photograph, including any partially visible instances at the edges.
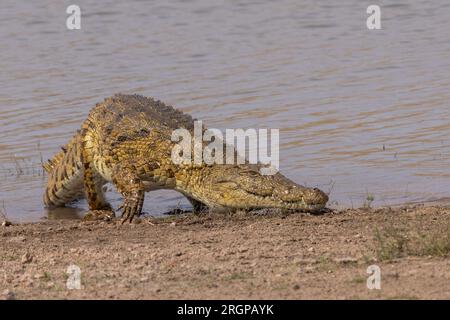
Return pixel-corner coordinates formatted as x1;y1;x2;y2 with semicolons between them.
187;164;328;213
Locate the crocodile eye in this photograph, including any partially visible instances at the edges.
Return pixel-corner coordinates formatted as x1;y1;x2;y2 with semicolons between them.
240;170;259;177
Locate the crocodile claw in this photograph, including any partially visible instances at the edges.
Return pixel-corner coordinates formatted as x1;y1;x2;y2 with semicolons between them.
120;193;144;224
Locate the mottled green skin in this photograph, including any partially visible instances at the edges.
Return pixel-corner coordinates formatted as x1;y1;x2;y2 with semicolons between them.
44;94;328;222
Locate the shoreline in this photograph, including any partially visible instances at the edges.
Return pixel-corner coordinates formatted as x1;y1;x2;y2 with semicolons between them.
1;204;450;299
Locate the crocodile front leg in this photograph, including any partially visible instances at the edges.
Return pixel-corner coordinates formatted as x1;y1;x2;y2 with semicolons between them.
112;165;145;224
82;160;114;221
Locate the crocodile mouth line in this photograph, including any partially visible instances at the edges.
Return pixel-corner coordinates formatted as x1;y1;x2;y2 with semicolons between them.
242;190;327;211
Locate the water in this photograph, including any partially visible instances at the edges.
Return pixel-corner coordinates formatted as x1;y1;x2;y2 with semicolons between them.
1;0;450;222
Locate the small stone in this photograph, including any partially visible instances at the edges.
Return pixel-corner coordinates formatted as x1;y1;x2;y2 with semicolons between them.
4;275;13;283
132;218;142;224
303;266;315;273
175;252;183;257
170;222;177;226
1;220;12;227
307;247;314;252
21;252;33;264
2;289;15;300
8;236;26;243
25;279;34;287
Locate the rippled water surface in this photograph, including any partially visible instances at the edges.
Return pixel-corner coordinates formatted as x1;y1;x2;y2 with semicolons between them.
1;0;450;221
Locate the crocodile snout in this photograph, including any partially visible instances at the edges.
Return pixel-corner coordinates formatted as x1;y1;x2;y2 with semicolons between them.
274;185;328;206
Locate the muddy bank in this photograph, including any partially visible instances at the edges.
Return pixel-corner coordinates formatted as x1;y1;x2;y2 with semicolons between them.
1;205;450;300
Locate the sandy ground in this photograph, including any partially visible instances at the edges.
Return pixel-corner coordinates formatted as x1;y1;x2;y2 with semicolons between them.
1;205;450;300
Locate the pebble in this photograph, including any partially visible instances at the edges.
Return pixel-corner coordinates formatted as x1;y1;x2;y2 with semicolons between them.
25;279;34;287
4;275;13;283
1;220;12;227
21;252;33;264
2;289;15;300
8;236;26;243
303;266;315;273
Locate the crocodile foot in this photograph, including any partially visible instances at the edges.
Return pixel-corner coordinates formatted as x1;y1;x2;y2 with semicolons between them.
83;210;116;222
119;193;144;224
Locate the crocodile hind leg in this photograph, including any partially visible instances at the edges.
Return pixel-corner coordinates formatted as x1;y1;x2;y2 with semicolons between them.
112;164;145;224
186;196;208;214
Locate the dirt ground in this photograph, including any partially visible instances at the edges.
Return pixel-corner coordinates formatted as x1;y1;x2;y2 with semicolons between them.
1;205;450;300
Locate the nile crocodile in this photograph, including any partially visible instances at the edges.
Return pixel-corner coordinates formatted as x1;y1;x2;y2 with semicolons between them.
43;94;328;222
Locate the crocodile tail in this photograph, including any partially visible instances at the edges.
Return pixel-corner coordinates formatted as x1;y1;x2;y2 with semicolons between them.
43;131;85;207
43;150;65;173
